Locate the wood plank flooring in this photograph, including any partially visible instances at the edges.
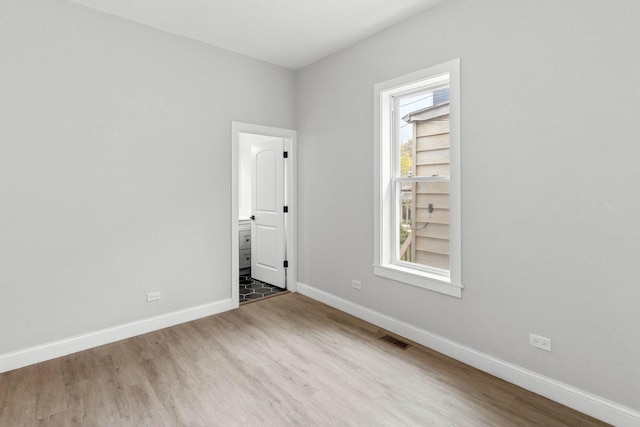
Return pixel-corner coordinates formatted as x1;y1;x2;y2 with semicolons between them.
0;294;608;426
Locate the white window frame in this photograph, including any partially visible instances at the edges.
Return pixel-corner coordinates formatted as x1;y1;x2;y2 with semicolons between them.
373;59;462;298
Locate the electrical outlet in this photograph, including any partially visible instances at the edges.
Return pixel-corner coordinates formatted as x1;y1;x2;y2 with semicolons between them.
529;333;552;352
147;292;161;302
352;280;362;290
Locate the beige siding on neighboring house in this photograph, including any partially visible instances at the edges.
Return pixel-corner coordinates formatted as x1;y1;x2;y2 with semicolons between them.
417;132;449;150
415;251;450;271
416;193;449;209
415;206;449;224
415;222;449;240
412;115;451;271
417;163;450;177
416;119;450;138
417;148;450;165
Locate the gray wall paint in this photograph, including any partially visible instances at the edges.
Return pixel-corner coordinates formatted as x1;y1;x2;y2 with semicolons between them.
0;0;295;353
297;0;640;411
2;0;639;415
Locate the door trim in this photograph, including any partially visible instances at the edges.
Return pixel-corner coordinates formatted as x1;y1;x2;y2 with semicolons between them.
231;122;298;308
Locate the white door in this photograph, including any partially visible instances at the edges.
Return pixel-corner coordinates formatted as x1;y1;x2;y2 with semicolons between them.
251;138;286;288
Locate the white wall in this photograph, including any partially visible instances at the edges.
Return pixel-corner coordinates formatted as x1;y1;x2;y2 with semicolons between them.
0;0;295;354
297;0;640;412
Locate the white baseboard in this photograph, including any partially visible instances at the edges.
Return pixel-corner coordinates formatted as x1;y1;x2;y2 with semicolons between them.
0;298;236;374
297;282;640;427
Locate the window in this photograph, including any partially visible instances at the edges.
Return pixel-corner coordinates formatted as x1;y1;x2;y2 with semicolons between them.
374;59;462;298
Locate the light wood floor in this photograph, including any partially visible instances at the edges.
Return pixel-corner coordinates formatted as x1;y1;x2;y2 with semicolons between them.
0;294;608;426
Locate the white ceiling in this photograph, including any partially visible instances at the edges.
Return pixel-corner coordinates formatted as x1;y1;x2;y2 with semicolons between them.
67;0;445;69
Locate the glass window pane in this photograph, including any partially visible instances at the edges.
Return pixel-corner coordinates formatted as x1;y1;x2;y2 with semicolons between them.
396;81;450;179
393;75;451;274
395;181;451;272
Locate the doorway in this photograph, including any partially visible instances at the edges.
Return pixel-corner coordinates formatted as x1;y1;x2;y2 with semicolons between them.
231;122;297;307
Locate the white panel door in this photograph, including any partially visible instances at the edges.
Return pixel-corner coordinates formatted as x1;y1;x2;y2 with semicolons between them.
251;138;285;288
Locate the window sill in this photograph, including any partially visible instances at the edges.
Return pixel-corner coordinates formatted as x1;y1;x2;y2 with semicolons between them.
373;264;462;298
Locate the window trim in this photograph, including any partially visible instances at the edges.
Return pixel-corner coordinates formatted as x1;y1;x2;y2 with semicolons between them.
373;59;462;298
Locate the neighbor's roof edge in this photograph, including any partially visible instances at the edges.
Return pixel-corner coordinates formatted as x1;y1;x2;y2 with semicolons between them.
402;101;450;123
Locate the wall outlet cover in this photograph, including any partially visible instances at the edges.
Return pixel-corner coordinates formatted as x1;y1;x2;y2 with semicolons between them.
529;333;552;352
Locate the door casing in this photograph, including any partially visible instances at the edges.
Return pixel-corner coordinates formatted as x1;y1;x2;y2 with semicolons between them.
231;122;297;308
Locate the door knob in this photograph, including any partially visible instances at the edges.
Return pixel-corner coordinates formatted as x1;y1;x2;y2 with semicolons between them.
250;215;255;220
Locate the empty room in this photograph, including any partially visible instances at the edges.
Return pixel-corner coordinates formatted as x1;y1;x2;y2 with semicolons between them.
1;0;639;425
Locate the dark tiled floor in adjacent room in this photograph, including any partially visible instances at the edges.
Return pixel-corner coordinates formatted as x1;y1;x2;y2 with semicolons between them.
239;275;286;304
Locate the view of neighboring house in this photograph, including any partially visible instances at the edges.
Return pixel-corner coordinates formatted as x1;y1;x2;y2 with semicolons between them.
400;88;451;271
